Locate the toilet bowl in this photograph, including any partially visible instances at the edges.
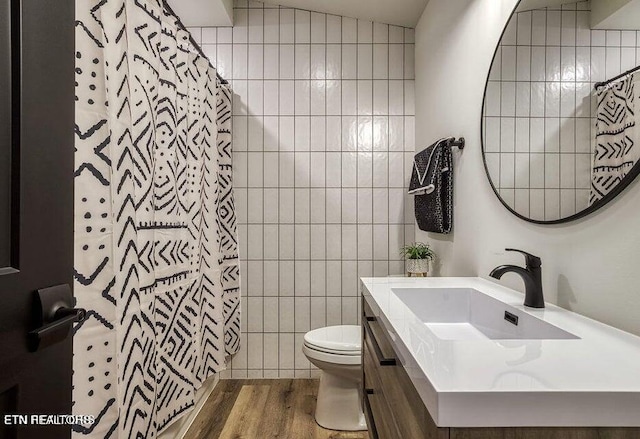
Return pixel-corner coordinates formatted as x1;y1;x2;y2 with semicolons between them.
302;325;367;431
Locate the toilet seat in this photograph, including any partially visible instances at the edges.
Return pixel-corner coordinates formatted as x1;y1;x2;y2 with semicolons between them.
303;325;361;355
302;343;361;365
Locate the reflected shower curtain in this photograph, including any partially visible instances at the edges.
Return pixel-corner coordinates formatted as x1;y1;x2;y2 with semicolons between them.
73;0;240;437
590;71;640;204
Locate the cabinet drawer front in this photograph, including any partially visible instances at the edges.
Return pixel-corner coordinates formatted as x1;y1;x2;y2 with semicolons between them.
363;316;397;366
378;360;438;438
363;340;401;439
363;297;376;320
365;391;398;439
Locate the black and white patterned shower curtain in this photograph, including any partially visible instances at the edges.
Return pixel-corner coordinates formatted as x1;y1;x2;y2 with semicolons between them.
74;0;239;437
591;71;640;204
216;85;241;356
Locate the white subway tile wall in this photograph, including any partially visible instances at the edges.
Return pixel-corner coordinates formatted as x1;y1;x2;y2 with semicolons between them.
483;1;639;221
190;0;415;379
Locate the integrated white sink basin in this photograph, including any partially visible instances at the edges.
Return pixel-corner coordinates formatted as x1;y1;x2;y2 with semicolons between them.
393;287;578;341
361;277;640;428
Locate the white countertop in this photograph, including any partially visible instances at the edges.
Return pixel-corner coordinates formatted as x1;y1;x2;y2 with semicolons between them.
361;276;640;428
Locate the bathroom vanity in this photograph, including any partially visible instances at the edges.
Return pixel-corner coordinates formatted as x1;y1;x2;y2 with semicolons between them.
360;277;640;439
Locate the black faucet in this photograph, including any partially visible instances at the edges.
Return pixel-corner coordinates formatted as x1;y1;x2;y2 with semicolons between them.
489;248;545;308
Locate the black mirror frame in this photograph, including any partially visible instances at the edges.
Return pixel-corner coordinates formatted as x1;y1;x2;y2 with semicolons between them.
480;0;640;225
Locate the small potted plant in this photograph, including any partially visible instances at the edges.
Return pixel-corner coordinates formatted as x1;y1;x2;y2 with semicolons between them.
400;242;435;277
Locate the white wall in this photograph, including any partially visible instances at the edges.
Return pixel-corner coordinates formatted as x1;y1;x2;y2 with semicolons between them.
415;0;640;336
191;0;417;378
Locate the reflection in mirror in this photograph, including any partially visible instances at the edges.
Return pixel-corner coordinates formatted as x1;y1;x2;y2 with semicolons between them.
0;0;11;268
482;0;640;223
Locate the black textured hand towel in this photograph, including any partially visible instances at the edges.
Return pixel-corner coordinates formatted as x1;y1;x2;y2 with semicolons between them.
408;138;453;234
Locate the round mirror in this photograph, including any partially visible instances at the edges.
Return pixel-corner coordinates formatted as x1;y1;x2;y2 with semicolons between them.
482;0;640;224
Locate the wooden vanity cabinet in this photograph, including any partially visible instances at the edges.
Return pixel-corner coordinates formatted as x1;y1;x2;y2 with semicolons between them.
362;296;447;439
361;294;640;439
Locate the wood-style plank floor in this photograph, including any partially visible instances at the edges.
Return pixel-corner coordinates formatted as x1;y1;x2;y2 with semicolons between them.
185;379;370;439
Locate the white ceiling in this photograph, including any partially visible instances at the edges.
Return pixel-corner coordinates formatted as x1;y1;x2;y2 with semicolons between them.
591;0;640;30
264;0;429;28
516;0;580;12
168;0;234;27
171;0;429;28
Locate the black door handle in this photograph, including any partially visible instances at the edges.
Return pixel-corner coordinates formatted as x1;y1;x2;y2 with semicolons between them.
28;284;85;352
28;307;86;351
28;307;85;351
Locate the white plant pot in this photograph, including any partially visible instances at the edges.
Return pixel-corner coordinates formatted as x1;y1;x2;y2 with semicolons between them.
406;259;429;277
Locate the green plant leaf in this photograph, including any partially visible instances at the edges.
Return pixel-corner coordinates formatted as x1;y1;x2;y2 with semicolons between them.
400;242;435;260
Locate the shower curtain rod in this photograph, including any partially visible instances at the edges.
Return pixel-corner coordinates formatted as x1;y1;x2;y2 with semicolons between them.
594;64;640;89
161;0;229;85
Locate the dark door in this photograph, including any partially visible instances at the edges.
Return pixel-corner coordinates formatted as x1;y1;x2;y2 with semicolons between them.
0;0;74;438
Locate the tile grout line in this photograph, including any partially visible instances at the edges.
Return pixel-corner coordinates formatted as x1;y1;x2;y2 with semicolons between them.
498;18;504;209
307;9;312;376
558;8;564;217
370;25;374;291
573;6;578;215
246;7;251;378
339;14;343;325
276;4;281;377
513;13;520;211
398;36;405;269
543;8;547;221
260;0;265;378
324;12;328;343
292;7;297;378
386;23;391;276
355;18;359;328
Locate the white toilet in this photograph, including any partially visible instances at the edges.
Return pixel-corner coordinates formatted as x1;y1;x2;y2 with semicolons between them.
302;325;367;431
